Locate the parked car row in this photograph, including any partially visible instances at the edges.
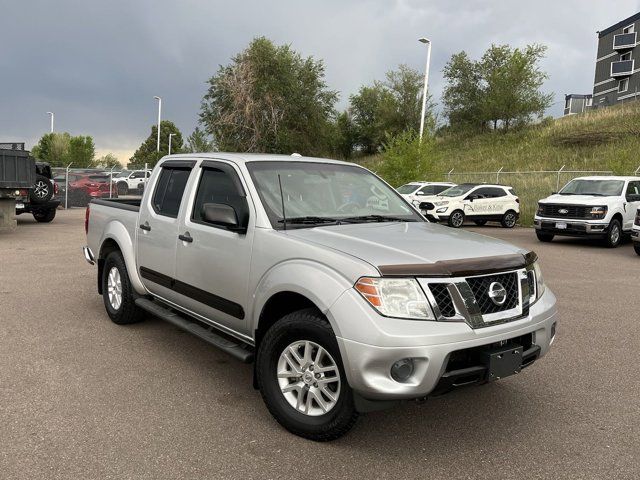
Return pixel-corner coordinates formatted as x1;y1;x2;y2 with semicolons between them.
397;175;640;254
53;173;118;207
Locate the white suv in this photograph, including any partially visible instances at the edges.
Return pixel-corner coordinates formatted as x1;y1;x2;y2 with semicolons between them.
535;176;640;247
416;183;520;228
113;170;151;195
397;182;456;203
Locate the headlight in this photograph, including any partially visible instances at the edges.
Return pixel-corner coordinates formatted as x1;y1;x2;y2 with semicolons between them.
537;204;544;215
589;206;607;219
434;201;449;206
526;261;546;304
355;277;435;320
436;207;448;213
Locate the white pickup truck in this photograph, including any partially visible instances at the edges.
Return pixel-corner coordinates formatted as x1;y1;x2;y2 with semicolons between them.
535;176;640;247
83;153;557;441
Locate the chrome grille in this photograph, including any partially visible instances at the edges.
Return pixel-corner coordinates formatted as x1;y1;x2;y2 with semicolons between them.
635;210;640;226
428;284;456;317
466;272;519;315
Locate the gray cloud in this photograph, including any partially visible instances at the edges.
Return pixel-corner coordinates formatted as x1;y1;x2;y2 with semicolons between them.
1;0;639;161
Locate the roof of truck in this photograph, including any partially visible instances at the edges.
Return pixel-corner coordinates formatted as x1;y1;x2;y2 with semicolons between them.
571;176;640;181
163;153;354;166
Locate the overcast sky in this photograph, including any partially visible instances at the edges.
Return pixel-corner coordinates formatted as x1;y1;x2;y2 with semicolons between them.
2;0;640;162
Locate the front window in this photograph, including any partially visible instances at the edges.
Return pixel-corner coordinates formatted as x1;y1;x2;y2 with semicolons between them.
438;184;476;197
559;179;625;196
396;183;421;194
247;161;421;229
115;170;130;178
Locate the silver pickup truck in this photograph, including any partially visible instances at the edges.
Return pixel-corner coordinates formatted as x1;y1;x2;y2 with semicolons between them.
83;153;557;441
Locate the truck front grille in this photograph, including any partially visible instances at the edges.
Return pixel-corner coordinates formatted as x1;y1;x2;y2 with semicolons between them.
466;272;519;315
538;204;590;219
419;202;435;211
428;283;456;317
635;210;640;226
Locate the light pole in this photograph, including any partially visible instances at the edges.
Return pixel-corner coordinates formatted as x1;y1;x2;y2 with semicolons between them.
46;112;54;133
168;133;175;155
154;96;162;152
418;37;432;142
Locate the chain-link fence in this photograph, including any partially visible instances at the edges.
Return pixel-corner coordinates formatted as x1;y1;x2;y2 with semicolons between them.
52;164;152;209
442;166;640;225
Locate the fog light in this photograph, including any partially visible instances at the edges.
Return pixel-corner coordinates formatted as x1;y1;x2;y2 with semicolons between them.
390;358;414;382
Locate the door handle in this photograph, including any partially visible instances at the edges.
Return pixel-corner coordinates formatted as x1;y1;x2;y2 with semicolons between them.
178;232;193;243
139;223;151;231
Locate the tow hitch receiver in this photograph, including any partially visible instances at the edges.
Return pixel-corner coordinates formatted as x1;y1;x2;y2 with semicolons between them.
481;345;523;381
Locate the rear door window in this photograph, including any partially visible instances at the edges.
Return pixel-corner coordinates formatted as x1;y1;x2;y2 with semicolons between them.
152;168;191;217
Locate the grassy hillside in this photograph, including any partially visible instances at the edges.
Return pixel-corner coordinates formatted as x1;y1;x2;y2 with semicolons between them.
359;102;640;225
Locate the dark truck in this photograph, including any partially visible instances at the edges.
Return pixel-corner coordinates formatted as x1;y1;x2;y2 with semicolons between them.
0;144;59;230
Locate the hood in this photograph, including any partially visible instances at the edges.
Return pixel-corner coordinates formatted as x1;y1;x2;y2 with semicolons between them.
540;194;618;205
286;221;525;270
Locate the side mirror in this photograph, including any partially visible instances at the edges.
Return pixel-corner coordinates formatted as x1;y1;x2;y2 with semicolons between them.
466;196;475;202
202;203;247;233
416;191;425;196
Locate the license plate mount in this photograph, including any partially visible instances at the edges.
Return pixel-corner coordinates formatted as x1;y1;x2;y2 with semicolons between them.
555;222;567;230
481;345;523;381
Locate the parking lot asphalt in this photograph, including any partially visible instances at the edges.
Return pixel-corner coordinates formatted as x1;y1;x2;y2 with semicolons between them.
1;209;639;480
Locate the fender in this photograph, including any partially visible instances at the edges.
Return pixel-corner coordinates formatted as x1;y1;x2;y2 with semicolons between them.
251;259;361;338
100;219;147;295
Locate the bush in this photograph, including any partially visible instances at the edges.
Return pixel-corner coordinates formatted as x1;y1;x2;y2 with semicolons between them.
376;131;434;187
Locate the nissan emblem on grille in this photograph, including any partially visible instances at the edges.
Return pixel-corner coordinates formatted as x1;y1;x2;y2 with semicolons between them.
488;282;507;306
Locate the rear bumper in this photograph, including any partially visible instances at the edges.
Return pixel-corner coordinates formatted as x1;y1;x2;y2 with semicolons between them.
82;245;96;265
15;199;60;214
534;216;609;237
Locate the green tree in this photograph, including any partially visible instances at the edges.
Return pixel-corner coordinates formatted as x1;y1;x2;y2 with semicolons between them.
128;120;183;168
95;153;122;169
349;64;434;154
442;44;553;131
376;131;434;187
332;111;358;159
199;37;338;155
184;127;215;153
31;132;71;167
67;135;96;168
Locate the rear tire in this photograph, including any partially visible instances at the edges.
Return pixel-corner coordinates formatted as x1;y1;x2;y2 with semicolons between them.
33;208;56;223
604;219;622;248
501;210;517;228
256;309;358;441
448;210;465;228
536;231;554;242
102;251;145;325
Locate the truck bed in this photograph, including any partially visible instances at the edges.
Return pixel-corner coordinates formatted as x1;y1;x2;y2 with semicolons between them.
87;198;141;260
91;198;141;211
0;149;35;189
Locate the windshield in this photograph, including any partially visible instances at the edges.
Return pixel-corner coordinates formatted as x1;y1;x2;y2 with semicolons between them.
439;184;475;197
115;170;130;178
397;183;421;194
559;179;624;196
247;161;422;229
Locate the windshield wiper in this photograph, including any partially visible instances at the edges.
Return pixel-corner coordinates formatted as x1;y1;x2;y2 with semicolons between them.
277;216;339;225
340;214;414;223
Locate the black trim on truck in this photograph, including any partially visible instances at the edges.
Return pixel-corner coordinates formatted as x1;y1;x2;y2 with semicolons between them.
139;266;245;319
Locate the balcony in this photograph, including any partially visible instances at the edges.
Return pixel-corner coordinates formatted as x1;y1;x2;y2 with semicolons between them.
611;59;634;77
613;32;637;50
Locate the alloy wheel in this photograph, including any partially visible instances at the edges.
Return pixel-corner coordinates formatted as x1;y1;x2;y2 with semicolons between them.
34;180;49;199
107;266;123;310
277;340;341;416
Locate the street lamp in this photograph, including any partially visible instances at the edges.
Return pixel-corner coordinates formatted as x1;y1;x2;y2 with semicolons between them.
418;37;432;142
154;96;162;152
46;112;54;133
168;133;175;155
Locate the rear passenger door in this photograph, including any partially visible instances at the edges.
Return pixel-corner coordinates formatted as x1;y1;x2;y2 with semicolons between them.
172;161;255;335
137;161;194;301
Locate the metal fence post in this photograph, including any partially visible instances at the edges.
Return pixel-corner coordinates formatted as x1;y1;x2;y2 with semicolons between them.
635;164;640;175
65;163;72;209
496;166;504;184
447;168;454;182
556;165;565;192
144;163;148;193
109;166;115;198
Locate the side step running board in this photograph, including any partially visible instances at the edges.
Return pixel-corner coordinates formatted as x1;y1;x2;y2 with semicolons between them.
135;298;254;363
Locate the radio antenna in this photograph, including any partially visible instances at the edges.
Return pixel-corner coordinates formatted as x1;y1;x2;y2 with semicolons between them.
278;174;287;231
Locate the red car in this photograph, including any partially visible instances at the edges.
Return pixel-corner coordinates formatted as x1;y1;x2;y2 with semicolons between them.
54;173;118;206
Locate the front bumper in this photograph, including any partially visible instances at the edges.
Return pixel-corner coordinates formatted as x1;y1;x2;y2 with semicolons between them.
329;287;557;401
534;216;609;236
632;228;640;242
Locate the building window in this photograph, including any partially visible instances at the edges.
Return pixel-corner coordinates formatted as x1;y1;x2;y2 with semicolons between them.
620;52;632;61
585;97;593;107
564;97;571;109
623;24;635;34
619;78;629;93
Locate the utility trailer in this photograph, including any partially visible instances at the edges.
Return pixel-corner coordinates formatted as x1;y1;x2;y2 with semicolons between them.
0;144;36;231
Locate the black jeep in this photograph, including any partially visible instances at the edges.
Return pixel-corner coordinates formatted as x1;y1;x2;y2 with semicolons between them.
15;161;61;223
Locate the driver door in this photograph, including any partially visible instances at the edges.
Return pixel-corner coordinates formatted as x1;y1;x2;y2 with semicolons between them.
624;181;640;230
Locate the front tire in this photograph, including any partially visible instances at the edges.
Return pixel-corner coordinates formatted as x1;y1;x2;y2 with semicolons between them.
604;219;622;248
102;251;145;325
33;208;56;223
501;210;517;228
536;231;554;242
256;309;358;441
634;243;640;256
448;210;465;228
